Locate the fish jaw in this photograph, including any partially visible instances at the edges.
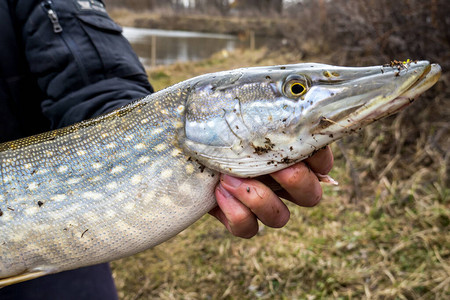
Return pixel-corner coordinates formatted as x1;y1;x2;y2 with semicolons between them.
308;62;442;137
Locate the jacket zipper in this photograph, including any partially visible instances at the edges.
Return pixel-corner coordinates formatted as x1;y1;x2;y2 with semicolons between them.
42;1;90;85
43;1;62;33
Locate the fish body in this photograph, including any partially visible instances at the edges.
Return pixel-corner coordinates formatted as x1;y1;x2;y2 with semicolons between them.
0;61;441;286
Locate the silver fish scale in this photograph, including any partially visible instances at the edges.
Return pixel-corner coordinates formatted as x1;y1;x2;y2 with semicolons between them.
186;81;276;122
0;84;218;278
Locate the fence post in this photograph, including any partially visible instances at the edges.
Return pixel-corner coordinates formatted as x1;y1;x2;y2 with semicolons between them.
250;30;255;51
151;35;156;67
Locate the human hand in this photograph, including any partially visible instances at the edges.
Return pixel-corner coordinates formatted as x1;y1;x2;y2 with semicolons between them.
209;146;334;238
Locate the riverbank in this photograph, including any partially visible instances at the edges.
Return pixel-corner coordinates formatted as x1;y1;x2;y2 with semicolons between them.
110;8;292;38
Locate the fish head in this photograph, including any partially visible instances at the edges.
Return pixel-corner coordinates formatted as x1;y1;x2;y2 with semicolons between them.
181;61;441;177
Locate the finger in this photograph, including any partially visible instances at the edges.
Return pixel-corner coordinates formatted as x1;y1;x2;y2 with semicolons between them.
209;206;232;232
303;146;334;175
214;184;259;238
270;162;322;207
219;175;290;228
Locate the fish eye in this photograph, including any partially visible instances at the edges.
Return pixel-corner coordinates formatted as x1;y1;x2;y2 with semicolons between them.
283;75;309;99
290;82;306;95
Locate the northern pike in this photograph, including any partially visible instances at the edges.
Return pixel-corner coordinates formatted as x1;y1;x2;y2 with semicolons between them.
0;61;441;286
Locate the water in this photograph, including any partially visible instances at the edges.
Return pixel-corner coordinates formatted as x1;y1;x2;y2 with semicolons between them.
122;27;254;66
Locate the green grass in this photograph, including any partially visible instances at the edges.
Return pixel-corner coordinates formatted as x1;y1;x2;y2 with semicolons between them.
111;49;449;299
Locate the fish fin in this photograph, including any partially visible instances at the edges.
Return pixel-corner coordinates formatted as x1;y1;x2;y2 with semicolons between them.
0;270;48;288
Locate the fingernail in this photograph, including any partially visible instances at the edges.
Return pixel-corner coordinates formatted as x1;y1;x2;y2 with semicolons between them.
316;173;339;186
221;174;243;188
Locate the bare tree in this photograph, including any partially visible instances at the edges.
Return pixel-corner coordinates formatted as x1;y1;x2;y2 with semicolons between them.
213;0;230;15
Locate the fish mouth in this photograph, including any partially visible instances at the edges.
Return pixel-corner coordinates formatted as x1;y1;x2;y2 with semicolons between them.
311;61;441;135
395;63;441;102
354;62;442;123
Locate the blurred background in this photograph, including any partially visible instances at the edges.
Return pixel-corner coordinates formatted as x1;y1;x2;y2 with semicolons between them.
104;1;449;299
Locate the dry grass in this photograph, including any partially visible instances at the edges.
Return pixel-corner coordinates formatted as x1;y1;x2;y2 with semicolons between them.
110;49;449;299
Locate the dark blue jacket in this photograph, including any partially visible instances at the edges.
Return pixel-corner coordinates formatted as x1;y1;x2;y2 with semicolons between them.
0;0;153;143
0;0;153;298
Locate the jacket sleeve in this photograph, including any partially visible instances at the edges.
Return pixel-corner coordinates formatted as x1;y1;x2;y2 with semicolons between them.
15;0;153;128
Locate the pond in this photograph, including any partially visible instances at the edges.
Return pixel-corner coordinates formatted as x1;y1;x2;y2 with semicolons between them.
122;27;267;66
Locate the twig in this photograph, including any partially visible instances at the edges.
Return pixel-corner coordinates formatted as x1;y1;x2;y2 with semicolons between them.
337;140;362;201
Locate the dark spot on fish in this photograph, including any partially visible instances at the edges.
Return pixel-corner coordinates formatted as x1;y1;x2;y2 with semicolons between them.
265;138;272;145
246;187;250;193
265;76;271;80
282;118;287;122
253;145;269;155
235;125;239;129
187;157;192;161
395;72;400;77
390;60;408;70
310;149;319;156
199;165;205;173
81;229;89;238
31;169;37;175
280;66;286;70
329;134;334;138
251;138;275;155
37;201;44;207
281;157;293;164
289;146;293;151
0;209;3;217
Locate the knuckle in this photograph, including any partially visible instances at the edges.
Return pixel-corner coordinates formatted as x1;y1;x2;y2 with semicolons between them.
284;163;310;188
228;209;254;228
241;185;269;210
